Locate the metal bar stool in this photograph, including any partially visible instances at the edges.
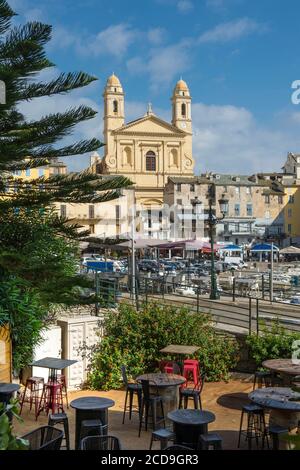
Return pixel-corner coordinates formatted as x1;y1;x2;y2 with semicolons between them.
80;419;108;441
56;374;69;408
198;432;223;450
237;404;269;450
150;428;175;450
20;377;44;419
268;425;289;450
48;412;70;450
252;371;273;391
37;382;64;417
121;365;142;424
138;380;165;437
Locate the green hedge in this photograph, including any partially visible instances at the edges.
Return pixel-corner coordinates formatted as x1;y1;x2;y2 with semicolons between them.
85;302;239;391
246;320;300;368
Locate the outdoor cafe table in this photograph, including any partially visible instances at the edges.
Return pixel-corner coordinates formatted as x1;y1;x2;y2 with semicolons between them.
70;396;115;449
136;373;186;421
0;383;20;423
168;409;215;449
0;383;20;405
160;345;200;356
160;345;200;372
30;357;78;382
249;387;300;432
262;359;300;385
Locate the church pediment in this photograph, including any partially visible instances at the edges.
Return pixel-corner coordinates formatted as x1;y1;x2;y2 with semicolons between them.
112;115;187;136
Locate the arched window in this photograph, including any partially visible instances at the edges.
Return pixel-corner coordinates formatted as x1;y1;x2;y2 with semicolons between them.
146;151;156;171
123;146;132;166
113;100;118;113
181;103;186;117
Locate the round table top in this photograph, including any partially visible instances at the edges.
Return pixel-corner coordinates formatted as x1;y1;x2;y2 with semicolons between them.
70;397;115;411
249;387;300;412
0;383;20;394
136;373;186;387
262;359;300;376
167;409;215;426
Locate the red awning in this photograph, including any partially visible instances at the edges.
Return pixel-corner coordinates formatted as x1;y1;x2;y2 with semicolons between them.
201;243;218;253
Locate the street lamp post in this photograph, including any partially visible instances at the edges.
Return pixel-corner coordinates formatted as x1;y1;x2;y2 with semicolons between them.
206;185;229;300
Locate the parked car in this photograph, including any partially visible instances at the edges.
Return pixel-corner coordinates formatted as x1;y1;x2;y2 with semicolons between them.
138;260;159;273
230;260;248;270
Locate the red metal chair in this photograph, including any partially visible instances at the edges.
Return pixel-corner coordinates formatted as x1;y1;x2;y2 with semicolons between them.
183;359;200;386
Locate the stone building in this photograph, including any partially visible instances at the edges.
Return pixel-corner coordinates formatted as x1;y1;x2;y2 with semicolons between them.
11;158;67;180
164;172;286;246
90;74;194;209
56;187;135;238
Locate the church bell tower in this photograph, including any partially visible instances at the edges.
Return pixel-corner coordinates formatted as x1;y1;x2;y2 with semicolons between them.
103;74;125;159
171;79;192;134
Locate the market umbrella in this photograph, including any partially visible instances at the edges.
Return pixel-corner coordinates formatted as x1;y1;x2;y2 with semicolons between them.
280;246;300;254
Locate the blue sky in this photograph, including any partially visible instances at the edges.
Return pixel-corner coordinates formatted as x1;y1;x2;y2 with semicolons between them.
9;0;300;174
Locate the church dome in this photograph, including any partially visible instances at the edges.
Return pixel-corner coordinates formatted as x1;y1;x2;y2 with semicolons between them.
107;74;121;87
175;79;189;92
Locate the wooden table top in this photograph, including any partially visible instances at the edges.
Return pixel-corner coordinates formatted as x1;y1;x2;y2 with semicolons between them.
136;373;186;387
160;345;200;355
249;387;300;412
262;359;300;376
167;409;215;426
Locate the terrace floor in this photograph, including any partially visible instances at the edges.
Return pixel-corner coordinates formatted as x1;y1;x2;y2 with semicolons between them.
14;374;257;450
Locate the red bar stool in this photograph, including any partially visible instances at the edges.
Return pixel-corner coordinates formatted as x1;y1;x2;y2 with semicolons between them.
56;374;69;408
20;377;44;418
183;359;200;386
164;362;181;375
37;382;64;418
164;362;175;374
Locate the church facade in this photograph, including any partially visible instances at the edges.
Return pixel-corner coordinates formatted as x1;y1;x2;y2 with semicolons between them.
91;74;195;208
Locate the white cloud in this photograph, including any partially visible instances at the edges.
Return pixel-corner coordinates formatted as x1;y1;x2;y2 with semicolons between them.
148;41;190;88
125;16;266;89
147;27;167;45
83;24;138;58
192;102;300;174
50;23;139;59
8;0;48;26
51;23;166;58
127;40;191;90
206;0;225;9
23;8;45;22
198;17;267;44
177;0;194;13
49;26;78;50
205;0;243;12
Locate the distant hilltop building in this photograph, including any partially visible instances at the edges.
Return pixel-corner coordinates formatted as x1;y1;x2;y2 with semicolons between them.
91;74;194;209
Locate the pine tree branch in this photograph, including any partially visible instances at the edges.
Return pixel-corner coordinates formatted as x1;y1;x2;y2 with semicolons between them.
0;0;15;35
19;71;98;100
0;138;102;166
9;106;99;146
